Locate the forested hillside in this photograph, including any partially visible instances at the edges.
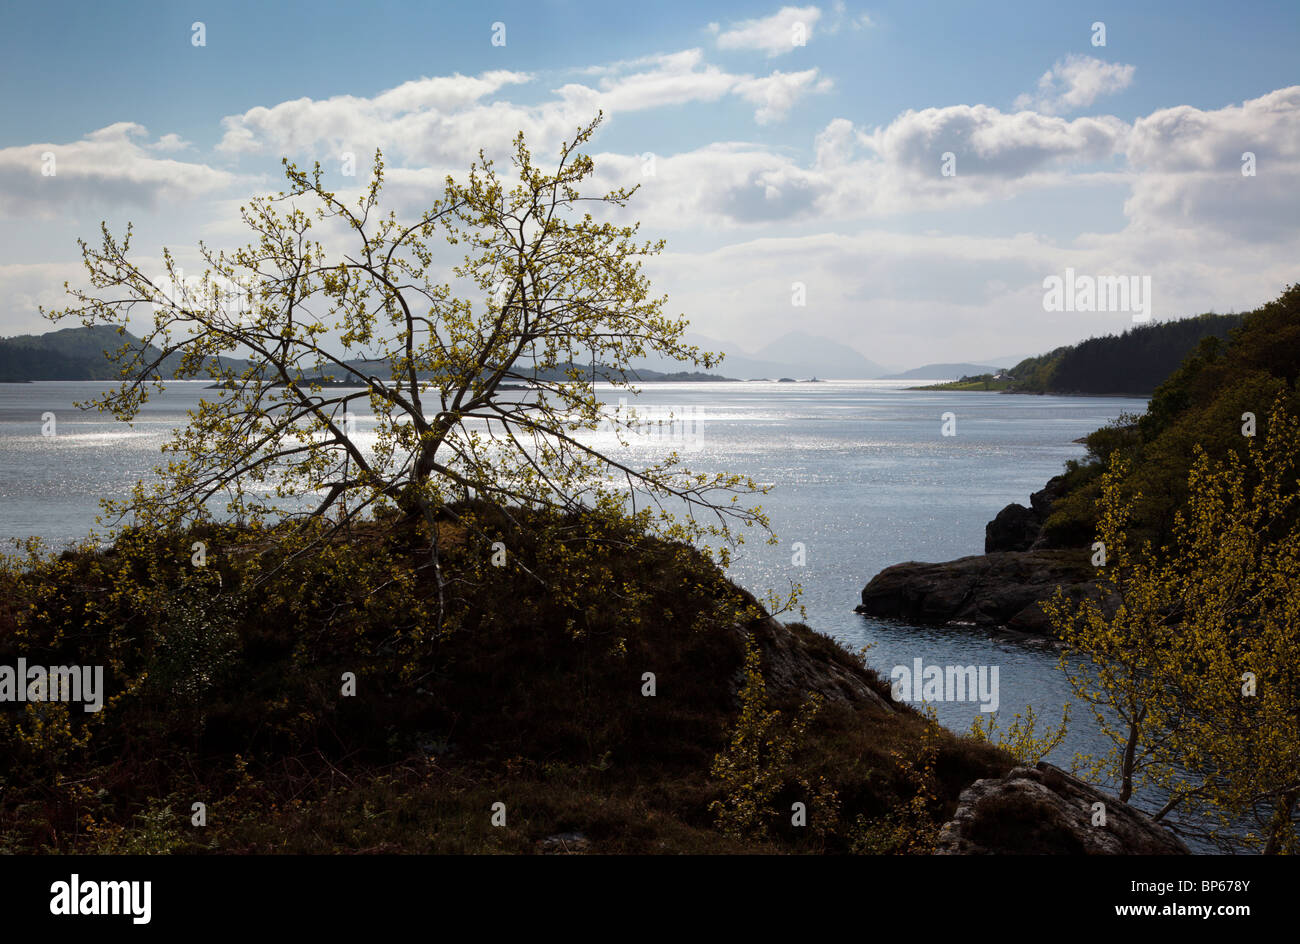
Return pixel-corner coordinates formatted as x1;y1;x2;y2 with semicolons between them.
0;325;128;380
1006;313;1246;395
1039;285;1300;545
0;325;245;382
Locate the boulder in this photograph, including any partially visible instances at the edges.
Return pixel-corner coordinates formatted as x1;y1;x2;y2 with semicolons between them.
985;474;1072;552
935;763;1190;854
985;502;1039;552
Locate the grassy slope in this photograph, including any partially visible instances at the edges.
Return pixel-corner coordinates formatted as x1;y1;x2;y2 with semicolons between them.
0;510;1010;854
909;376;1014;392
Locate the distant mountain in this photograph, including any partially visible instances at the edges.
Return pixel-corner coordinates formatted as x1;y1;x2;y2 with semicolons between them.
749;331;887;378
635;330;887;379
517;364;736;383
881;362;1006;381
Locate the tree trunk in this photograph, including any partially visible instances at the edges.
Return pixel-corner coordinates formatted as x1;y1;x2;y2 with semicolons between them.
1119;708;1145;803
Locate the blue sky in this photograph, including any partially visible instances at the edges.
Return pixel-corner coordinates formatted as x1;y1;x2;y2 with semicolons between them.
2;0;1298;367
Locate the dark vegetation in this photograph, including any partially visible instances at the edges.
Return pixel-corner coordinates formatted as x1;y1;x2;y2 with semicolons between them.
0;325;242;382
1037;285;1300;547
0;506;1008;853
1004;312;1245;395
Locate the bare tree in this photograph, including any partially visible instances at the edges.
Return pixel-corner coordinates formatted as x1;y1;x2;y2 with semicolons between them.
49;115;768;602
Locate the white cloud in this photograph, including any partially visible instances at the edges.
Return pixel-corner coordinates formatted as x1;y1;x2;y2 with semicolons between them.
578;50;832;123
0;261;105;334
146;133;193;153
217;71;536;159
814;117;858;168
715;6;823;56
1126;86;1300;172
0;123;237;217
826;1;873;34
588;143;830;230
592;49;737;112
566;102;1132;232
865;104;1128;178
1015;55;1135;115
1122;86;1300;239
573;84;1300;359
217;51;831;168
733;69;833;124
651;221;1296;366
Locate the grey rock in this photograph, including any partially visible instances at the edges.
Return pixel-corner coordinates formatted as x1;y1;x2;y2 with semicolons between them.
857;550;1098;635
985;474;1072;552
935;762;1190;855
985;502;1039;553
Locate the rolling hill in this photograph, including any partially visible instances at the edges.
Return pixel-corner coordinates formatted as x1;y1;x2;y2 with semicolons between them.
0;325;249;382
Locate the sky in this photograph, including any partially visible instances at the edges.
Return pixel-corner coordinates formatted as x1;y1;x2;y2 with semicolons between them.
1;0;1297;369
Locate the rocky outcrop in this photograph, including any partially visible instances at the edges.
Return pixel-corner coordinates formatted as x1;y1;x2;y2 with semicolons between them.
935;763;1190;854
985;502;1040;553
985;475;1071;552
735;617;896;712
856;549;1098;635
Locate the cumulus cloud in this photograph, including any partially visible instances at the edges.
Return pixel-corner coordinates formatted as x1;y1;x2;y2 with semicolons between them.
733;69;833;124
1015;55;1135;115
864;104;1127;177
567;101;1135;231
1121;86;1300;240
5;33;1296;366
1126;86;1300;172
146;133;193;152
0;123;236;216
217;53;831;167
568;50;833;124
574;82;1300;309
715;5;822;56
217;71;537;161
591;49;738;111
585;144;830;231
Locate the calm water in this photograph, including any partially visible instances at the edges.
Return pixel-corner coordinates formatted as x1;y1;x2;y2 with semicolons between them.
1;379;1229;847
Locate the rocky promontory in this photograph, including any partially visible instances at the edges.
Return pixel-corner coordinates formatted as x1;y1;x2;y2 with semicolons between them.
856;549;1098;634
857;476;1100;635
